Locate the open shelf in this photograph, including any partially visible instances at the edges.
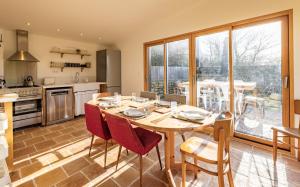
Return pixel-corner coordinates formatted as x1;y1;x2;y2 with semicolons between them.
50;50;91;59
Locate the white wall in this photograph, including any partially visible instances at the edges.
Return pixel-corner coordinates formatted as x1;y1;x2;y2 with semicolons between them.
1;29;106;85
117;0;300;100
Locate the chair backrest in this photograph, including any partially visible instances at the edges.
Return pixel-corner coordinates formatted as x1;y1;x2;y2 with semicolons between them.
213;112;233;162
164;94;186;104
104;112;144;153
213;112;234;142
84;103;111;140
140;91;157;100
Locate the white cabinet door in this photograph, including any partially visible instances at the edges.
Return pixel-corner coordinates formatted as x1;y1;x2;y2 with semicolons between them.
74;90;99;116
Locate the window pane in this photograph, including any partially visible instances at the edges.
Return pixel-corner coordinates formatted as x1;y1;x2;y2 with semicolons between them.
195;31;229;112
148;45;164;95
166;39;189;103
233;21;282;140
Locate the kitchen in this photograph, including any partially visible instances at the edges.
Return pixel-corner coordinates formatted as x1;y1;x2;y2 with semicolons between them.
0;1;300;187
0;27;121;185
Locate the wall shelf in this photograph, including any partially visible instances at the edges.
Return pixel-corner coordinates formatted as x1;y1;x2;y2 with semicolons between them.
50;50;91;59
50;61;91;72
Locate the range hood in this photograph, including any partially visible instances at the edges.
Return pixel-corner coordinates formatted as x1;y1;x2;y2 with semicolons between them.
7;30;39;62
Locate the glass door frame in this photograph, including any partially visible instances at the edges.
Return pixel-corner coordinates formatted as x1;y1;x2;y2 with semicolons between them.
144;10;294;151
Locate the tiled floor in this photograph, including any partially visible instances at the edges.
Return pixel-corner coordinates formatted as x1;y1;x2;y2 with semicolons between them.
10;117;300;187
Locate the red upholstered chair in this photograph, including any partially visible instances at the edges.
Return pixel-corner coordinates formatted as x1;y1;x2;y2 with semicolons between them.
104;112;162;187
84;103;111;167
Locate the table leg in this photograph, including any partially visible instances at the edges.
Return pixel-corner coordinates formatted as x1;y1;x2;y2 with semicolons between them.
164;132;176;187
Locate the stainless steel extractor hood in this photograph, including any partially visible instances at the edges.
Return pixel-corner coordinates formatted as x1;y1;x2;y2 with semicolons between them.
7;30;39;62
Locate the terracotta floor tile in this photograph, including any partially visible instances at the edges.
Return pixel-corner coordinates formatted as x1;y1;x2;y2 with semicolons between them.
16;180;36;187
82;163;106;180
34;167;67;186
60;127;76;134
130;173;167;187
56;172;89;187
20;161;46;177
54;134;74;143
14;146;36;159
11;117;300;187
14;141;26;150
63;157;90;176
24;136;45;146
9;170;21;182
96;179;119;187
43;131;63;139
34;140;56;151
14;134;33;143
112;166;139;186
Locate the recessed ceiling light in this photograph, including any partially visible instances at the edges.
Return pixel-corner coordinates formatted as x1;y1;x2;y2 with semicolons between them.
56;28;61;32
98;37;102;40
26;22;31;26
80;33;84;37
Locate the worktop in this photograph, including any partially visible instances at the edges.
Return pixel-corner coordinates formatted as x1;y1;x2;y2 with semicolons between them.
42;82;106;89
0;93;18;171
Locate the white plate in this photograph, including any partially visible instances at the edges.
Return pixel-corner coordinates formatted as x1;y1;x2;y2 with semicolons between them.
158;101;171;107
98;97;115;101
177;110;207;120
123;108;146;118
98;101;115;108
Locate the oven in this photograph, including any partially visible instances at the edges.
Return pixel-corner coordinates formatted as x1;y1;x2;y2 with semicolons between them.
13;97;42;129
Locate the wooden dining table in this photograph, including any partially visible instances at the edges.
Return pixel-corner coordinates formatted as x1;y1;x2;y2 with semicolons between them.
88;96;217;187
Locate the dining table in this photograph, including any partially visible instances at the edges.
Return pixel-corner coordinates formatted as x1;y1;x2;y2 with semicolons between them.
88;96;217;187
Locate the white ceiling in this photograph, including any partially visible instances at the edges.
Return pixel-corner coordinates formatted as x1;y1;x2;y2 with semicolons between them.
0;0;198;45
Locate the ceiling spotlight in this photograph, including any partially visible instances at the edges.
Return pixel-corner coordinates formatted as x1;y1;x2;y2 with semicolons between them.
26;22;31;26
80;33;84;37
56;28;61;32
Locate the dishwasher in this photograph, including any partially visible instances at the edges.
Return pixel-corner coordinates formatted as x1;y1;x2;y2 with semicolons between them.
46;87;74;125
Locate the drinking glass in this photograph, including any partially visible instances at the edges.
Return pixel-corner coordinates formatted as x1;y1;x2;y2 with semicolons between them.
132;92;136;101
155;95;160;105
171;101;178;114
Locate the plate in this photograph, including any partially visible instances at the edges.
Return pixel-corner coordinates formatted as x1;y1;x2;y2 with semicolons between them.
157;101;171;107
123;108;146;118
177;110;208;120
98;101;115;109
134;97;149;103
98;97;115;101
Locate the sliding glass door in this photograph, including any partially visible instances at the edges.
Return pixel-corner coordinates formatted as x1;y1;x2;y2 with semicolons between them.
166;39;190;102
147;44;164;96
232;18;289;144
195;31;229;112
145;13;291;147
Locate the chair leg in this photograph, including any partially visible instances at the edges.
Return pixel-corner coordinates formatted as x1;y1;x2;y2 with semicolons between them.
273;130;278;163
227;164;234;187
104;140;108;168
181;133;186;142
181;152;186;187
88;135;95;157
126;149;129;155
298;138;300;162
218;174;225;187
116;145;122;170
193;158;197;179
155;145;162;170
139;154;143;187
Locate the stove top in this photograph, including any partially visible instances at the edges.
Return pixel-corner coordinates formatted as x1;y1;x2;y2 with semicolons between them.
7;85;40;88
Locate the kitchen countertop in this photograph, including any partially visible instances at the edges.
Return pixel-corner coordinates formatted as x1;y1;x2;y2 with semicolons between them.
0;93;18;103
42;82;106;89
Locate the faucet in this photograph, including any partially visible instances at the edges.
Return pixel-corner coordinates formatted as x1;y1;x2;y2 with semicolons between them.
75;72;80;83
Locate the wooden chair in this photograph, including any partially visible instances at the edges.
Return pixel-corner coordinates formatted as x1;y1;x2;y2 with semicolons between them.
164;94;186;104
272;100;300;162
140;91;157;100
180;112;234;187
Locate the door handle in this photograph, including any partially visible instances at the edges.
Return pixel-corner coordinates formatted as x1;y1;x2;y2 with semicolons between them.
283;76;289;89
